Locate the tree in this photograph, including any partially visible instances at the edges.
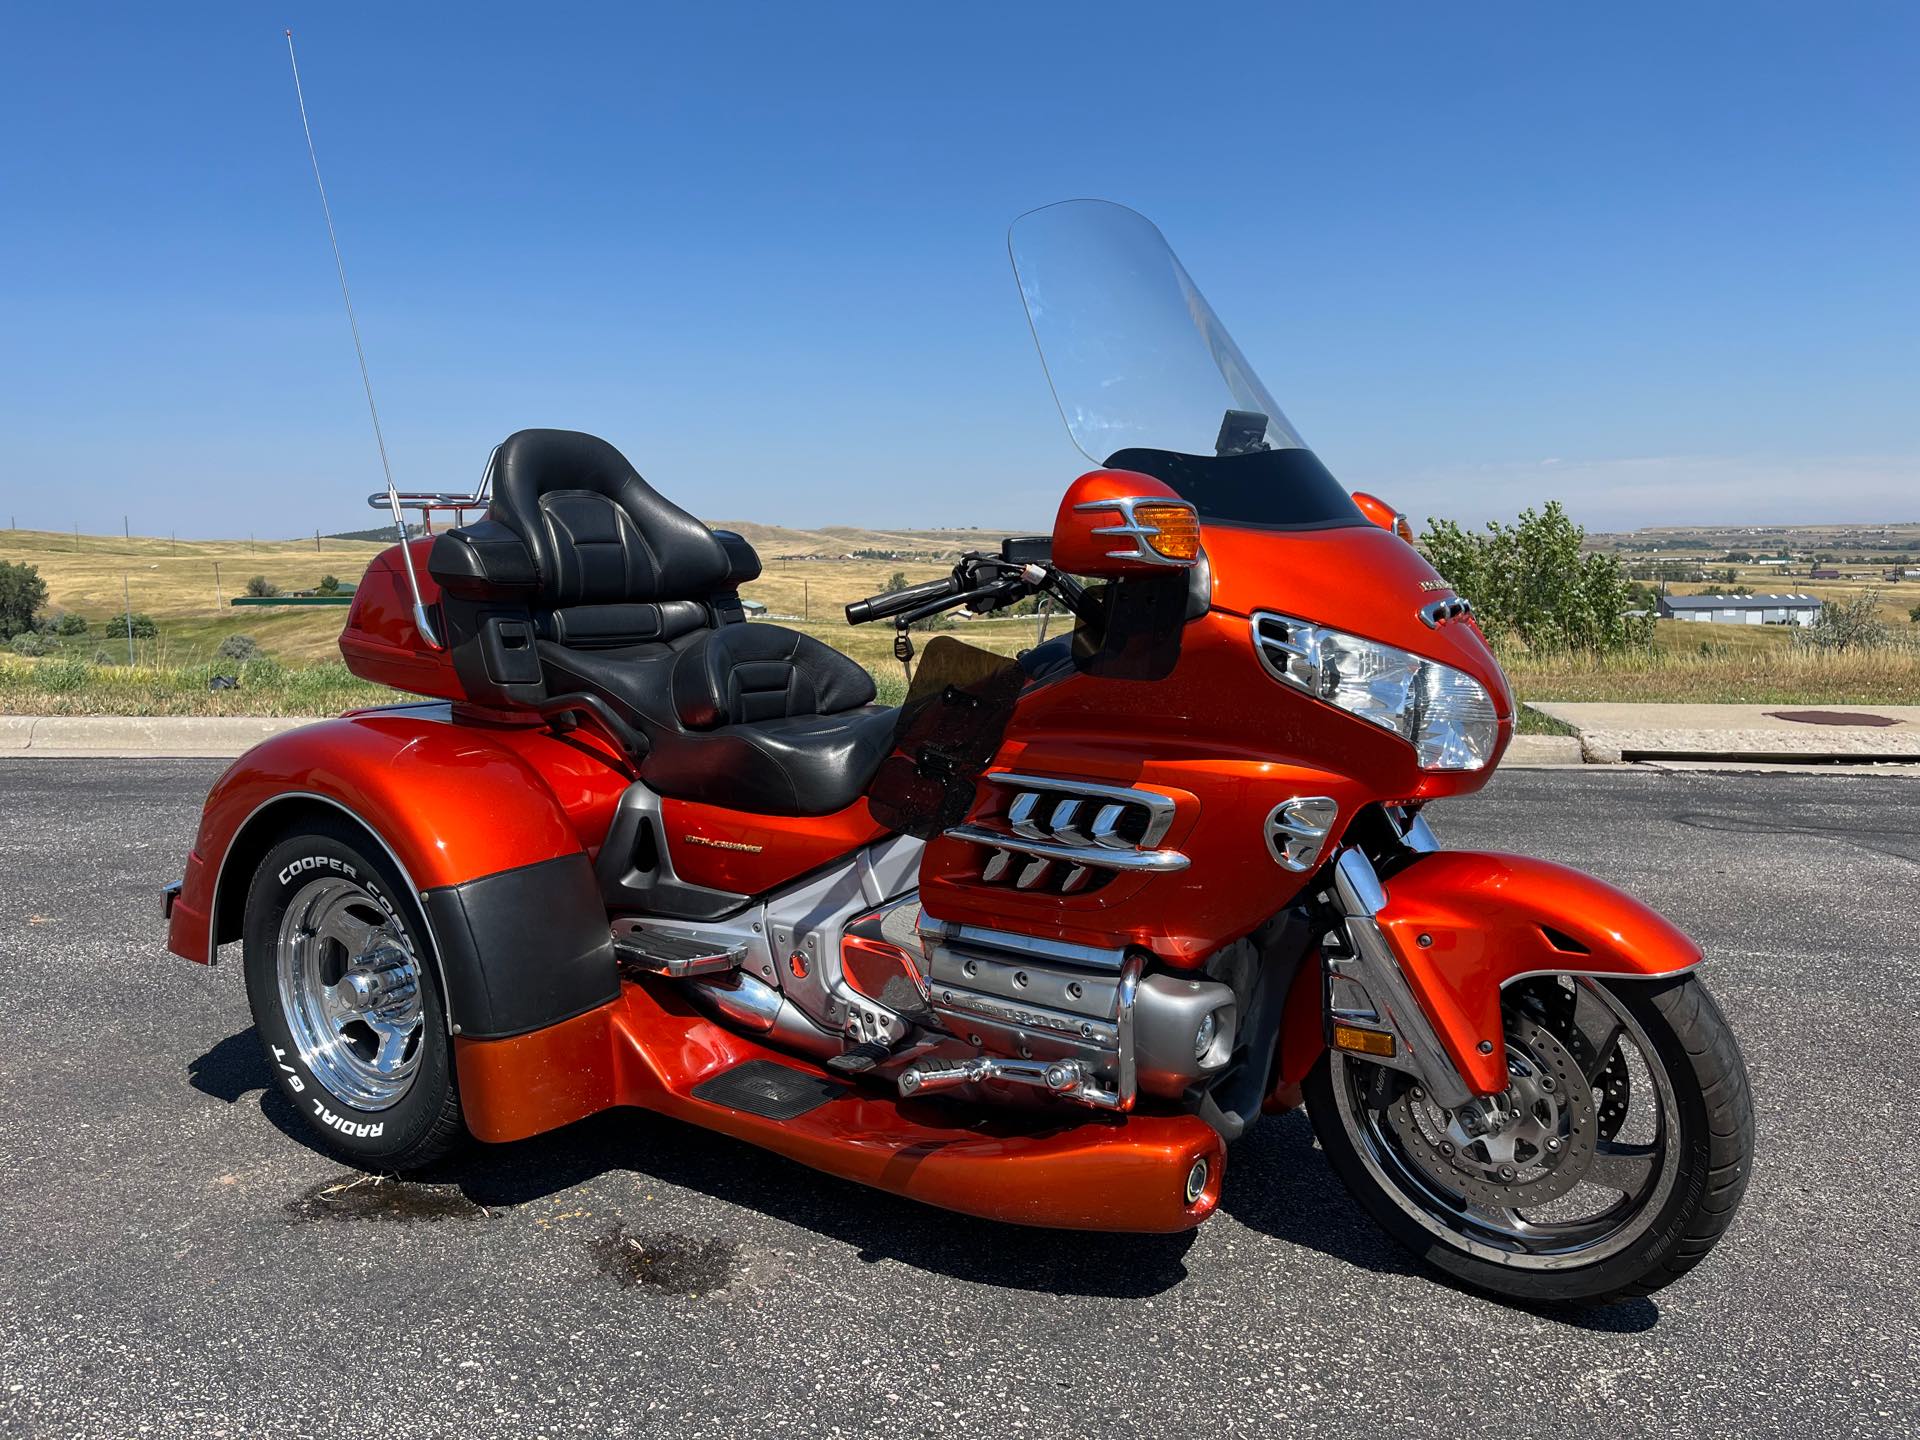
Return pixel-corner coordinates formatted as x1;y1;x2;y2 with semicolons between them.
1418;501;1649;654
54;612;88;636
0;559;49;640
1908;603;1920;624
882;570;911;594
217;634;259;661
317;574;341;595
245;575;280;598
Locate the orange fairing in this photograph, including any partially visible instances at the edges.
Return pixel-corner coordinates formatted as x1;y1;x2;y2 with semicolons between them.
1376;850;1705;1095
456;979;1226;1232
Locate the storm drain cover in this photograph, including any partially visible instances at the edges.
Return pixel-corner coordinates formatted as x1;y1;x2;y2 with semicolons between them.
1764;709;1903;728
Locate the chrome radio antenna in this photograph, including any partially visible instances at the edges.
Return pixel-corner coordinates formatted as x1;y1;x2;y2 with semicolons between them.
284;28;441;648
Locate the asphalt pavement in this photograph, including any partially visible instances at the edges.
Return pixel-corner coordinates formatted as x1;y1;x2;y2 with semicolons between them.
1;760;1916;1439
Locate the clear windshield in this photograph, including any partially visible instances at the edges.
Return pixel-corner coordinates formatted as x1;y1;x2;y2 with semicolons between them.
1009;200;1307;465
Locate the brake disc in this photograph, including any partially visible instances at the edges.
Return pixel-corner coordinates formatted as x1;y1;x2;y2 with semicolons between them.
1592;1043;1632;1142
1382;1016;1597;1209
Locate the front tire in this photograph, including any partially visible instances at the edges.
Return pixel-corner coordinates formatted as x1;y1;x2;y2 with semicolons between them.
241;818;465;1171
1305;972;1752;1305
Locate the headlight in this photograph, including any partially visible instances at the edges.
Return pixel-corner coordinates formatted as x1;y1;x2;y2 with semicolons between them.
1251;612;1499;771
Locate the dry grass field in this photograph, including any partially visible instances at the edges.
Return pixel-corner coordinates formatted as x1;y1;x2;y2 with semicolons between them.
5;524;1918;716
0;525;1048;715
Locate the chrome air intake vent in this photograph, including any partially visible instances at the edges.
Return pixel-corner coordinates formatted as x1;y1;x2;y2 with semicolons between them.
944;773;1186;895
1265;796;1339;873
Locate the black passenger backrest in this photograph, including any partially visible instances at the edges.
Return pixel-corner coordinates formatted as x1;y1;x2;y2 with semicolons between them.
489;429;733;609
426;429;764;708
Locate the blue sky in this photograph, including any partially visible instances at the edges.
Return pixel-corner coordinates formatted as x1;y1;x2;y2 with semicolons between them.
0;2;1913;538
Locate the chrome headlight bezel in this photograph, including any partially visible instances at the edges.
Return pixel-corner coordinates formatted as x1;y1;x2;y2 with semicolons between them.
1250;611;1500;772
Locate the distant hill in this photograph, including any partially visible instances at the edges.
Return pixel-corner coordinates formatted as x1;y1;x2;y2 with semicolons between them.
1589;521;1920;555
324;526;419;543
315;517;1019;560
705;520;1025;560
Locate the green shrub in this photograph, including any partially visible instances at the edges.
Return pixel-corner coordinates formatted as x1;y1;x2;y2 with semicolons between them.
317;574;341;595
245;575;280;598
104;611;159;639
9;631;52;657
1797;590;1890;653
1420;502;1650;655
217;634;260;661
54;612;89;637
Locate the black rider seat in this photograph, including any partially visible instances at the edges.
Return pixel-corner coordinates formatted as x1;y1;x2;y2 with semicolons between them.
428;428;895;817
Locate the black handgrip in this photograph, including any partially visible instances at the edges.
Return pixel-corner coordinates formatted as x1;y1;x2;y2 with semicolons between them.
846;575;961;625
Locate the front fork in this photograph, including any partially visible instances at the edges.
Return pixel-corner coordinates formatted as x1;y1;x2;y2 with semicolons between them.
1313;817;1489;1113
1320;845;1479;1110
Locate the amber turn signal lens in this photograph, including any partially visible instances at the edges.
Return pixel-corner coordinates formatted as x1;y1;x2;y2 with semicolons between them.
1392;513;1415;545
1332;1023;1397;1058
1134;502;1201;562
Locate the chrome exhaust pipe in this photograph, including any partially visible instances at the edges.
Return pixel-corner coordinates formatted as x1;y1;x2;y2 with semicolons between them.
687;972;841;1060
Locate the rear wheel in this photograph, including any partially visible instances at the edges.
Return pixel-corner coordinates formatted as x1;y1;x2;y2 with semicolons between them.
1305;972;1752;1304
241;819;464;1171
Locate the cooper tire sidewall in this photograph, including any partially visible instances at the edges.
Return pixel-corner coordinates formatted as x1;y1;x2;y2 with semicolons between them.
242;824;454;1167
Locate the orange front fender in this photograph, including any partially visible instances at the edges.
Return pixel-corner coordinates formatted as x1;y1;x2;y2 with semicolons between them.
1376;850;1703;1095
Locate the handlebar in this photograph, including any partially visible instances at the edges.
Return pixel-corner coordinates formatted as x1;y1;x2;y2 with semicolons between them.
845;575;964;625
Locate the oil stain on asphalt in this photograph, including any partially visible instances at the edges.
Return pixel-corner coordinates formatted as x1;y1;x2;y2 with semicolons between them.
590;1225;739;1295
287;1173;490;1223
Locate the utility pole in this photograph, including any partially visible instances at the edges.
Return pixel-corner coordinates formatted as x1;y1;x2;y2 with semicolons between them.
123;515;130;545
213;561;223;613
121;574;136;665
804;581;810;621
73;523;80;552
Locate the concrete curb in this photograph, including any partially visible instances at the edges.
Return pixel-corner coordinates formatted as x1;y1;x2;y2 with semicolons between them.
4;716;314;757
1502;734;1587;767
1533;702;1920;764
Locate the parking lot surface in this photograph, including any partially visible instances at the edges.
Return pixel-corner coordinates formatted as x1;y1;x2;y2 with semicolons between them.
1;760;1916;1438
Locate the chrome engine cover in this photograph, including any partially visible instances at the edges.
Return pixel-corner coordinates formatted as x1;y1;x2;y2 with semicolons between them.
916;918;1138;1106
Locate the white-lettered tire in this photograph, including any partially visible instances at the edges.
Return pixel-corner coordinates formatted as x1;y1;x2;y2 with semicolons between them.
1306;972;1753;1305
241;818;465;1171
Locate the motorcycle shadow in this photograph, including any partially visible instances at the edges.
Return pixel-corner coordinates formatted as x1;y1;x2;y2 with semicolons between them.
192;1026;1657;1323
194;1024;1191;1297
1222;1110;1661;1333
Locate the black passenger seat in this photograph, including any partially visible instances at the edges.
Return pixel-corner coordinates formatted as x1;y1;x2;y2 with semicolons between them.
427;428;894;817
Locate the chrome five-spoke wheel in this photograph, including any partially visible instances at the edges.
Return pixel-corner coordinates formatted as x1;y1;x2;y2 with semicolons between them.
1307;970;1752;1303
274;876;424;1111
1331;975;1677;1270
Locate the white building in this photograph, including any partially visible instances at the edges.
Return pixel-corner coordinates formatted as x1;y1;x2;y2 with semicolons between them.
1656;593;1823;626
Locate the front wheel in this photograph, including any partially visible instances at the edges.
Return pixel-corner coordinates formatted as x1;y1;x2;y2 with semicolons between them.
1305;972;1752;1305
242;819;465;1171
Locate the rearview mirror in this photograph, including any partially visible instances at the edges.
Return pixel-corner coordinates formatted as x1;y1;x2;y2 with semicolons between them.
1051;469;1201;578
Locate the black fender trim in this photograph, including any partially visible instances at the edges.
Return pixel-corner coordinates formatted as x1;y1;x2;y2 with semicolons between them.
420;853;620;1040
